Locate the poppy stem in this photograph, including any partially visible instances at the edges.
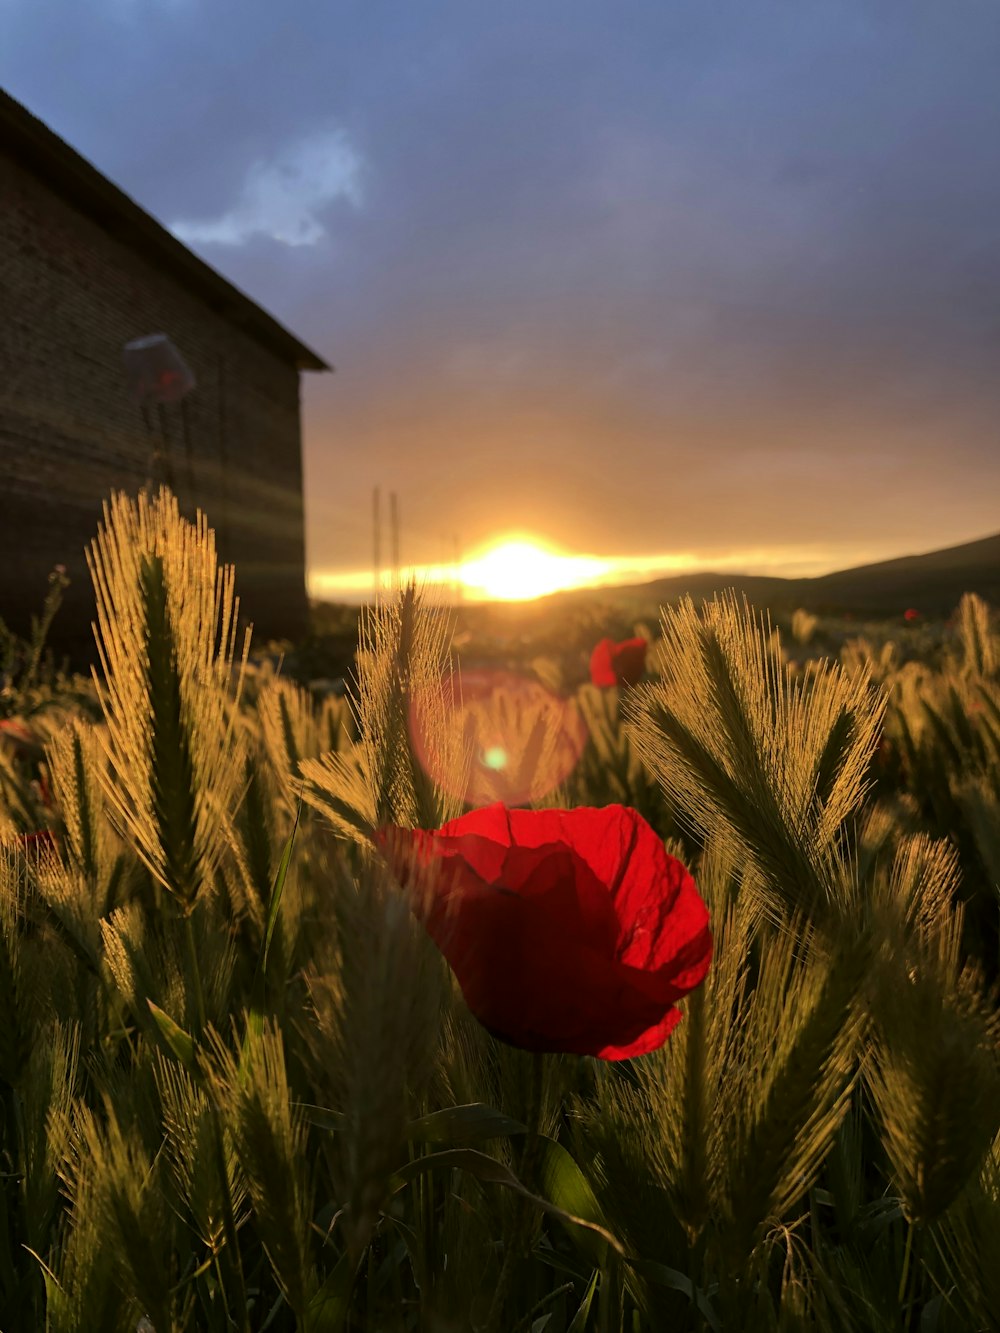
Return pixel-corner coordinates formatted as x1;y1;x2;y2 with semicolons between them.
519;1050;546;1189
483;1051;546;1332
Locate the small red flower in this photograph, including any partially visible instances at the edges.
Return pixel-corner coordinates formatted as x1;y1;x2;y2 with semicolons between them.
376;802;713;1060
589;637;648;688
0;718;40;754
903;609;920;622
15;830;57;855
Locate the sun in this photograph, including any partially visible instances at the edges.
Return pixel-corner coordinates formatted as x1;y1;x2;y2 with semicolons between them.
459;538;613;601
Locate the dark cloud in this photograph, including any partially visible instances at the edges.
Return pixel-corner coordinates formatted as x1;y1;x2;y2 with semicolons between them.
5;0;999;581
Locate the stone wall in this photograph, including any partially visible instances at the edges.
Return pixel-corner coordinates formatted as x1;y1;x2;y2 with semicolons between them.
0;150;308;668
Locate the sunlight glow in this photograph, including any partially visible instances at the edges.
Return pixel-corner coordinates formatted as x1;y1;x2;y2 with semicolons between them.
458;538;614;601
307;537;925;604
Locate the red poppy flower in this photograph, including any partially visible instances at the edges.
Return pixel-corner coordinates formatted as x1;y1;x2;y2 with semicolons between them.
376;802;712;1060
589;637;648;688
0;718;41;756
15;830;57;855
903;609;920;622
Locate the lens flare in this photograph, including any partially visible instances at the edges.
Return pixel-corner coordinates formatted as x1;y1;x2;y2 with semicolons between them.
408;668;588;807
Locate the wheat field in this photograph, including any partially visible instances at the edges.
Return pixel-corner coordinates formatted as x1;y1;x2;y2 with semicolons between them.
0;487;998;1333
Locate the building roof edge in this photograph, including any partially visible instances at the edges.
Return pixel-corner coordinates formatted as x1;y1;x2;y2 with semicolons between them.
1;87;332;373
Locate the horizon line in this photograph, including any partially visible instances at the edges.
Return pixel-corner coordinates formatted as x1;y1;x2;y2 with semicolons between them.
306;527;997;606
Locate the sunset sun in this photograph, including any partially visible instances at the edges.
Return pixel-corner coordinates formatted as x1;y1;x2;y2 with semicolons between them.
459;538;613;601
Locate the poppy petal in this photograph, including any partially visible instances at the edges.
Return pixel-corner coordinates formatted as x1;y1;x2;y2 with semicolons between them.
375;802;712;1060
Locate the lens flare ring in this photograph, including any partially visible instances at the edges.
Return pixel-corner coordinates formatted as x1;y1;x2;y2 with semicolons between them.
409;668;588;807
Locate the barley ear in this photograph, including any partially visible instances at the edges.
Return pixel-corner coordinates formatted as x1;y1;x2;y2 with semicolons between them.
955;592;998;678
324;852;448;1265
0;851;43;1088
950;773;1000;903
719;918;870;1264
43;717;129;934
19;1021;80;1261
0;740;37;833
931;1128;1000;1329
100;901;188;1038
566;840;752;1279
47;1101;136;1332
257;676;320;817
61;1100;177;1333
866;919;1000;1225
297;746;377;847
201;1023;316;1317
86;487;250;913
300;582;467;841
47;721;100;882
153;1049;248;1253
319;691;357;753
624;591;884;929
223;749;276;933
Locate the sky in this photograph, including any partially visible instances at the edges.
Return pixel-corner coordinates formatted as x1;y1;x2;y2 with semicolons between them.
4;0;1000;601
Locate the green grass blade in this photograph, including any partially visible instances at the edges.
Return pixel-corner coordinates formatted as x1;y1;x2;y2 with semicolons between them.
566;1269;600;1333
389;1146;625;1258
405;1103;527;1145
147;999;196;1071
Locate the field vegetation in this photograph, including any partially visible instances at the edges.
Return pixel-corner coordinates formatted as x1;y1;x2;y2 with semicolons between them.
1;487;998;1332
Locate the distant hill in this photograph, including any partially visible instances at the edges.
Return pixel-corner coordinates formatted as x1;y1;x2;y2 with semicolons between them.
544;531;1000;620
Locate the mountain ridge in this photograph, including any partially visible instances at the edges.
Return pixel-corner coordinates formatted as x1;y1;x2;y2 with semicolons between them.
542;530;1000;618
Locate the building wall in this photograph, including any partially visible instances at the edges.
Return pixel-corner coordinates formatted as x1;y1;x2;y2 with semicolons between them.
0;150;308;667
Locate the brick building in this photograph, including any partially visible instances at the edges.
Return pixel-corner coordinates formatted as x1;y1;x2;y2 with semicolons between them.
0;88;330;668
